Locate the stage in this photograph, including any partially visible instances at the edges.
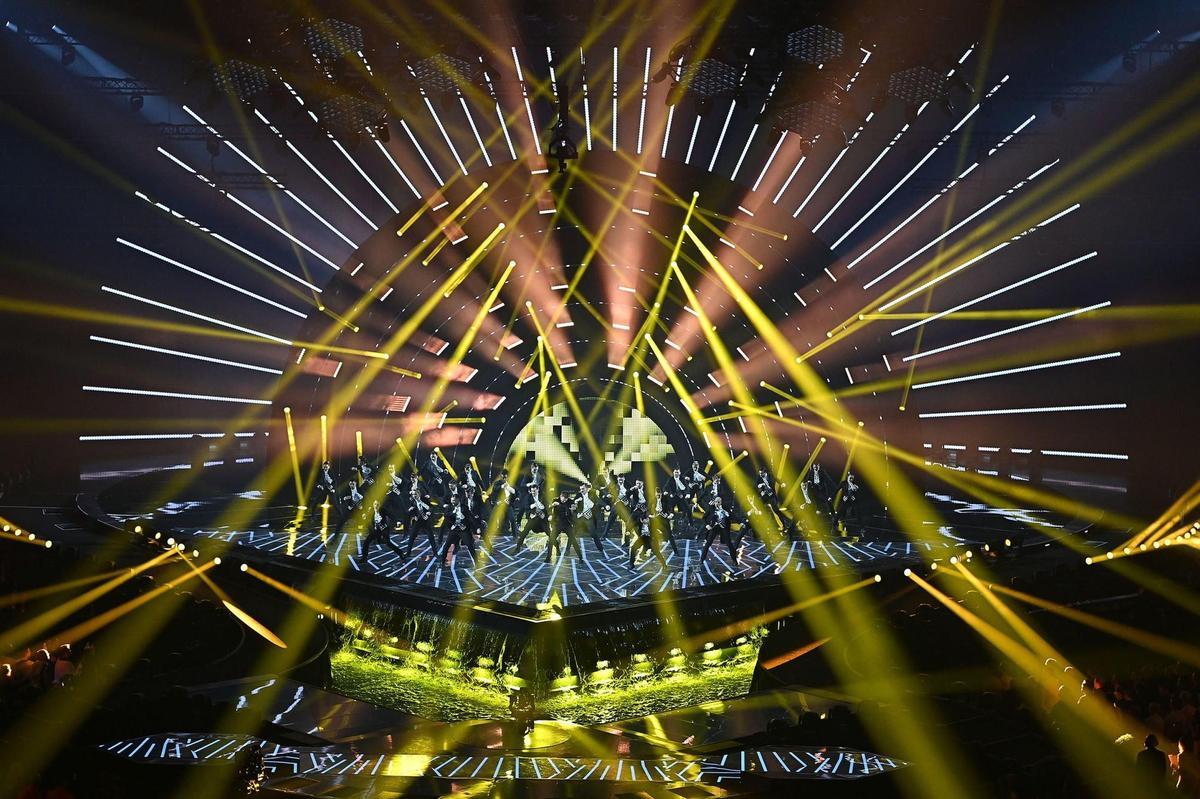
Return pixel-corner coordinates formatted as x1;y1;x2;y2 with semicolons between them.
89;466;996;612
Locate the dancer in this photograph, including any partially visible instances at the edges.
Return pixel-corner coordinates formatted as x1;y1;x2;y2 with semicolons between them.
834;472;860;533
574;478;605;553
653;487;681;556
629;516;670;568
699;496;741;567
489;475;521;539
595;470;620;543
546;490;584;562
464;467;485;514
756;469;798;540
355;456;374;486
386;462;403;492
663;467;691;534
381;472;407;530
342;481;366;531
403;479;438;557
515;491;551;552
425;452;451;499
439;489;477;564
361;500;404;560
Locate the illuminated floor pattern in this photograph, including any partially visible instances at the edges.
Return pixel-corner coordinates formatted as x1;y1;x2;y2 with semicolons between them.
187;516;963;608
100;733;907;784
104;488;1087;609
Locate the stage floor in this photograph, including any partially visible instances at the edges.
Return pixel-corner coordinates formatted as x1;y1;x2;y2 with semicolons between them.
101;491;990;610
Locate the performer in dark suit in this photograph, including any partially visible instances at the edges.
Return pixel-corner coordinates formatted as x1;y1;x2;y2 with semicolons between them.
315;461;339;522
362;500;404;560
756;469;798;540
381;473;407;530
463;467;485;514
489;476;521;540
342;482;366;531
515;492;550;552
663;467;691;535
403;479;438;558
425;452;451;499
833;472;861;533
650;487;680;558
629;516;670;568
574;478;606;553
546;490;584;562
439;489;477;564
699;497;741;566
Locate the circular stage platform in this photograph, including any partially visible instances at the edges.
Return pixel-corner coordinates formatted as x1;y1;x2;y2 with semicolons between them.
89;465;1085;613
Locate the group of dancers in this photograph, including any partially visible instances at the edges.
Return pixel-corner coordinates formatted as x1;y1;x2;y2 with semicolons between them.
313;453;860;570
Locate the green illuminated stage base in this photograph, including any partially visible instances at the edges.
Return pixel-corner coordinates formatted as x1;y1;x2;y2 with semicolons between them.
330;633;762;725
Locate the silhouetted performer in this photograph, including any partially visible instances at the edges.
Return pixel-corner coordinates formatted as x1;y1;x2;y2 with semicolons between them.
833;472;860;532
1138;734;1168;786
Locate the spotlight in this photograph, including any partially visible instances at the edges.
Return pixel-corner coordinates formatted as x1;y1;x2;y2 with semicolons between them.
44;541;52;549
304;18;364;63
213;557;222;565
166;537;175;546
315;94;387;140
930;562;938;571
240;563;248;572
134;525;143;534
903;568;912;577
211;58;271;104
129;94;144;111
1085;557;1093;565
786;25;845;64
1106;551;1114;559
410;53;477;94
678;58;742;98
1004;538;1012;547
949;556;958;565
874;574;882;583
